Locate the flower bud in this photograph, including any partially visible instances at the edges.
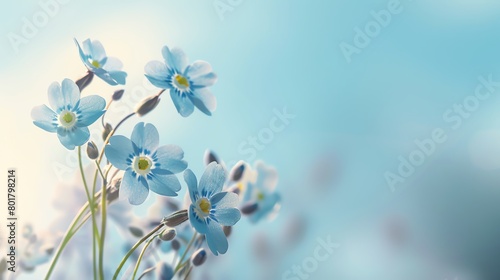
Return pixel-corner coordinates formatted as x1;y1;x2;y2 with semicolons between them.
159;228;176;241
171;239;181;251
229;160;246;181
112;89;124;101
223;226;232;237
129;226;144;238
102;123;113;141
75;71;94;91
191;248;207;266
241;202;259;215
204;150;221;166
162;209;188;227
155;262;174;280
86;141;99;160
135;95;160;117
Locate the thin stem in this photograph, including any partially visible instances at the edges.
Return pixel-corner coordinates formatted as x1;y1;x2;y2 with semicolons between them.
101;99;114;128
183;266;193;280
113;223;165;280
132;236;156;280
157;89;166;97
175;232;197;272
96;162;108;280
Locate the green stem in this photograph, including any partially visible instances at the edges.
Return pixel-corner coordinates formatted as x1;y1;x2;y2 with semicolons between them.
175;232;197;273
132;236;156;280
96;162;108;280
113;223;164;280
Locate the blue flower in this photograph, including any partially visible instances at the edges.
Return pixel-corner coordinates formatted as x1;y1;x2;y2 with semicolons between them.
185;162;241;255
145;46;217;117
75;38;127;85
104;122;187;205
243;161;281;223
31;79;105;150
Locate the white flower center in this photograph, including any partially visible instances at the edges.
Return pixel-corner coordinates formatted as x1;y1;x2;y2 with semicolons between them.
58;110;77;129
196;198;211;217
173;74;190;91
133;156;152;176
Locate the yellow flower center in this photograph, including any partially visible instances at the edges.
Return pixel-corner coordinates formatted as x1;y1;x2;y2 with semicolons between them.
138;158;149;170
59;110;77;128
199;198;211;214
91;60;101;68
62;112;73;123
257;192;265;201
174;74;190;89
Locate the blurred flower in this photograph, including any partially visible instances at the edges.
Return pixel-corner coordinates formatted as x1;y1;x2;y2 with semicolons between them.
104;122;187;205
31;78;105;150
75;38;127;85
185;163;241;255
145;46;217;117
243;161;281;223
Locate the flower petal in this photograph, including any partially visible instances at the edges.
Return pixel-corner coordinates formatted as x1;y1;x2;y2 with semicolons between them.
185;60;213;80
105;135;135;170
103;57;123;71
145;60;172;89
87;39;107;62
250;193;281;223
56;126;90;150
162;46;188;72
148;172;181;196
184;169;199;203
76;95;106;127
189;204;207;234
205;220;228;255
170;91;194;117
131;122;159;152
255;161;279;192
31;104;57;133
61;79;80;109
74;38;91;68
155;145;187;173
212;208;241;226
108;71;127;85
210;192;239;209
120;170;149;205
191;72;217;88
199;162;226;198
190;88;216;116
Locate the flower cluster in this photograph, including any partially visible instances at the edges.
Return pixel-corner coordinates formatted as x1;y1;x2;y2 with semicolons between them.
29;38;281;280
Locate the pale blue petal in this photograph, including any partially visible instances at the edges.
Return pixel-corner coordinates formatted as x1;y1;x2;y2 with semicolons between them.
155;145;187;173
76;95;106;126
74;38;91;68
212;208;241;226
145;74;172;89
104;136;134;170
145;60;172;89
184;169;199;203
199;162;226;198
82;39;93;57
170;91;194;117
148;172;180;196
61;79;80;109
108;71;127;85
189;204;207;234
162;46;188;72
103;57;123;71
31;105;57;132
210;192;239;209
56;126;90;150
190;72;217;88
131;122;159;152
190;88;216;116
94;70;118;86
255;161;279;192
120;170;149;205
89;40;107;61
250;193;281;223
205;220;228;256
185;60;212;79
47;82;64;112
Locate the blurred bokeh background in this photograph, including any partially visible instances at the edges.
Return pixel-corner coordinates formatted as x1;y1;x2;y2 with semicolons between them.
2;0;500;279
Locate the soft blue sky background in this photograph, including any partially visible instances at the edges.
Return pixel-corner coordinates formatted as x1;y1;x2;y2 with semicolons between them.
2;0;500;279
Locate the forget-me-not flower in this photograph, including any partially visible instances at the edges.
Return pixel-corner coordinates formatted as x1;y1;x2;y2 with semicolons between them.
31;78;105;150
145;46;217;117
243;161;281;223
185;162;241;255
104;122;187;205
75;38;127;85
